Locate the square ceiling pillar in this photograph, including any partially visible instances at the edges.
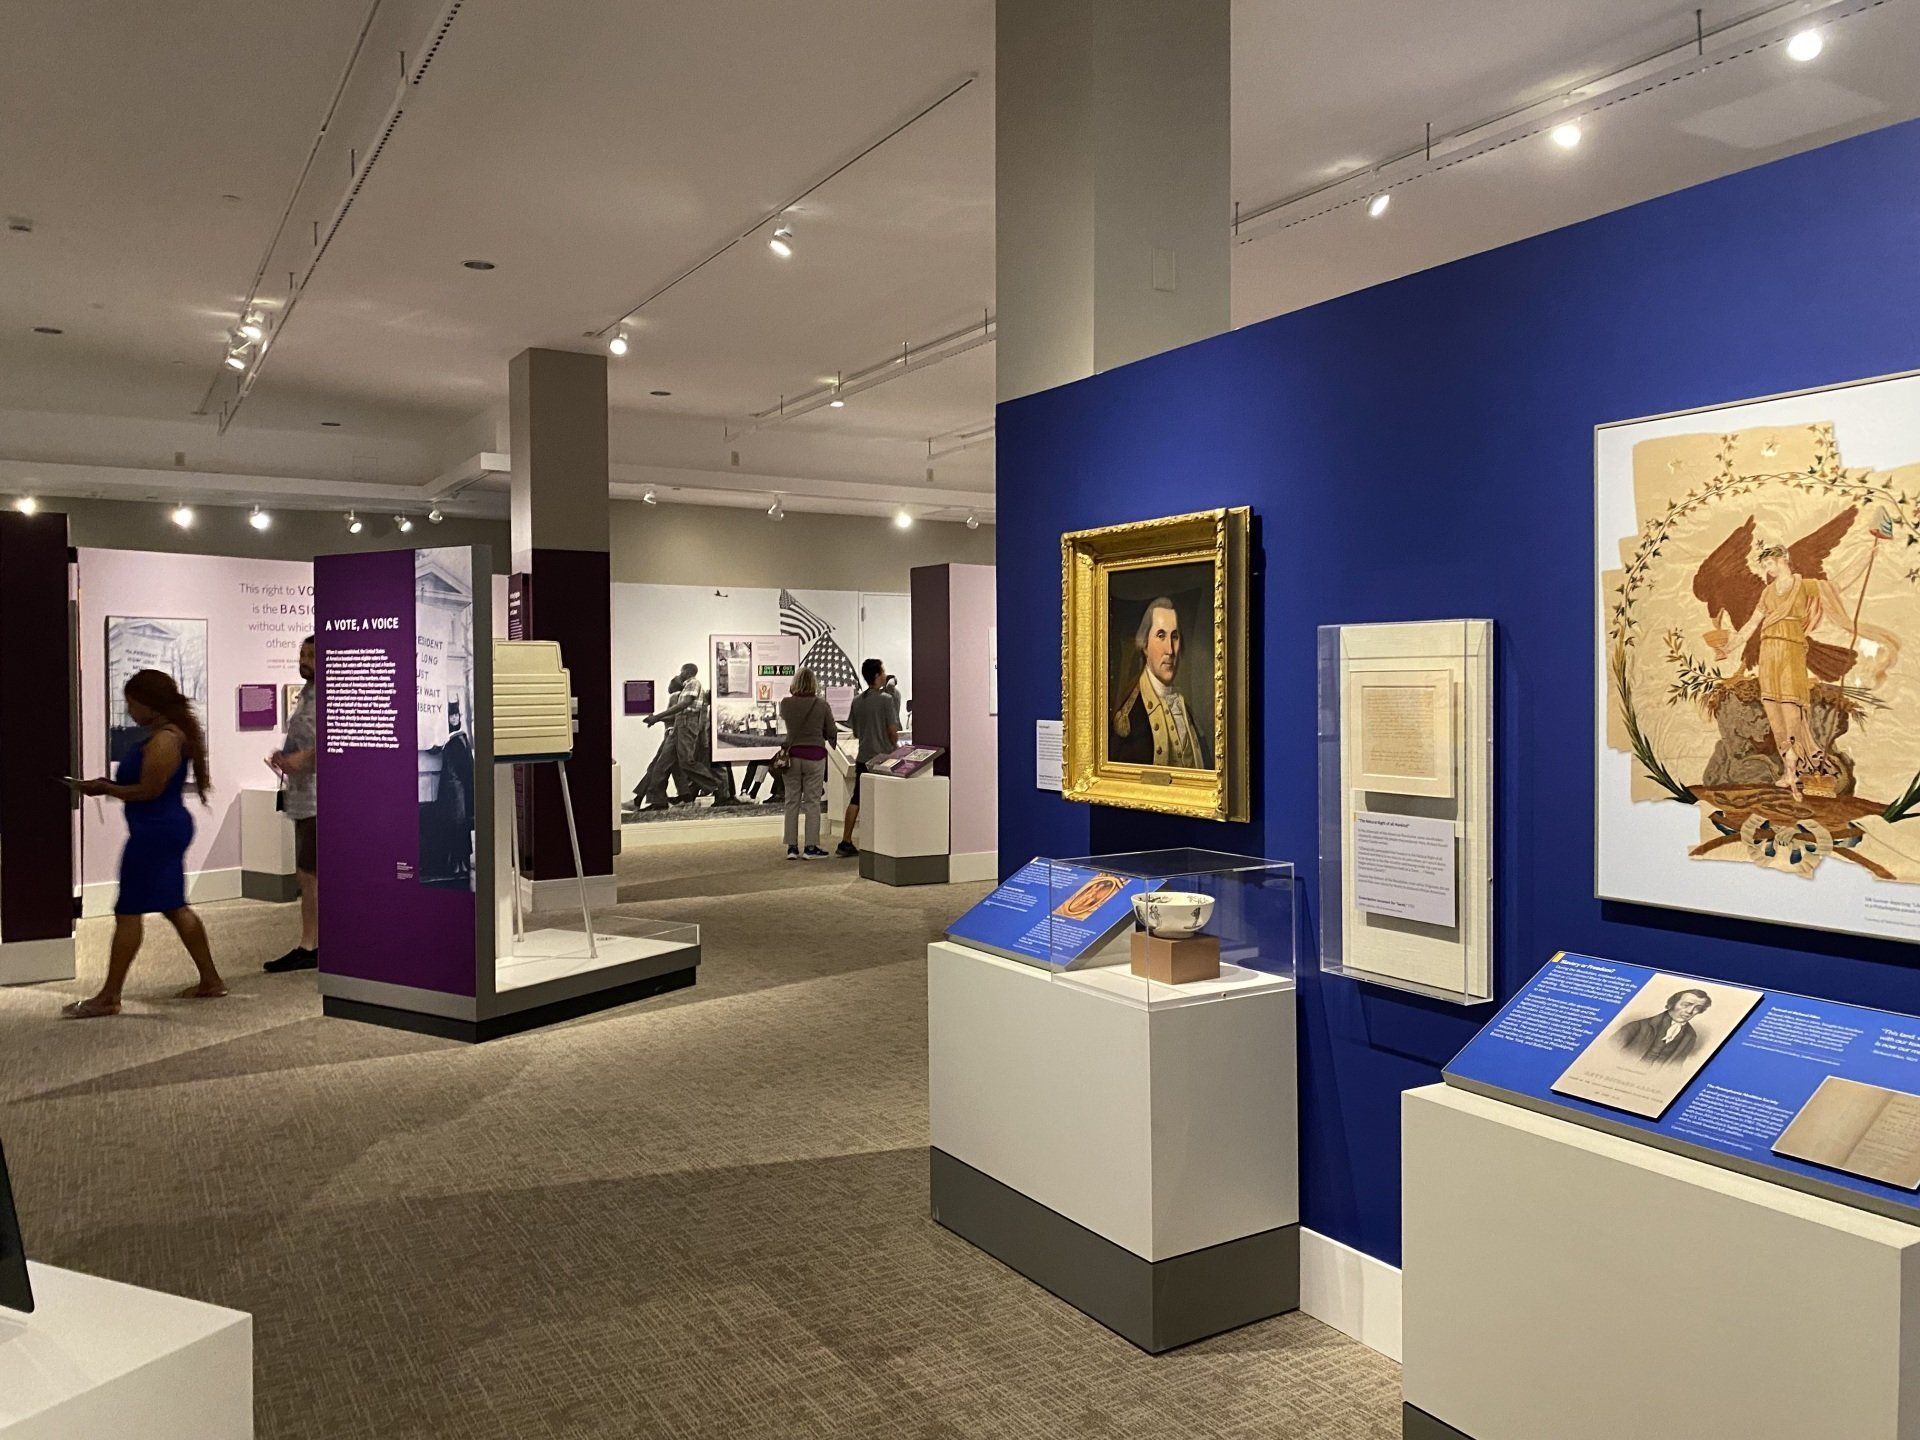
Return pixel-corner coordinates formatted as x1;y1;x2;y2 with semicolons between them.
996;0;1231;403
507;347;613;884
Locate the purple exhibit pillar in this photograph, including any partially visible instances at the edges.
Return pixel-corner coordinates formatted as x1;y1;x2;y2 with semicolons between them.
508;348;614;889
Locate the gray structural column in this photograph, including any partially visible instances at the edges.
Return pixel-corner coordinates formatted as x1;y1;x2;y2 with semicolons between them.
507;348;614;884
995;0;1231;403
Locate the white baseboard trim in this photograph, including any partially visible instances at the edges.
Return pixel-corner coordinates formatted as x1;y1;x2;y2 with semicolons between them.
0;936;76;986
1299;1226;1402;1362
620;814;784;847
947;850;998;884
79;867;242;919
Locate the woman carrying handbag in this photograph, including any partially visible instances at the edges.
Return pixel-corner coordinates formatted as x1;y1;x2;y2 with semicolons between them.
777;668;838;860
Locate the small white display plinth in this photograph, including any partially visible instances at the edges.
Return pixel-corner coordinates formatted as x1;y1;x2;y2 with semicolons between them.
238;787;297;903
1403;1084;1920;1440
861;773;950;886
930;939;1297;1262
0;1262;252;1439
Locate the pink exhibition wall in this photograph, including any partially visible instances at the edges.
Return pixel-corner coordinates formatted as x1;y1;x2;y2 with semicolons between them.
75;549;313;902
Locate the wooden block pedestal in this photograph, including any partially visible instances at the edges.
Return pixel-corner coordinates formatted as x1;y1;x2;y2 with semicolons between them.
1129;931;1221;985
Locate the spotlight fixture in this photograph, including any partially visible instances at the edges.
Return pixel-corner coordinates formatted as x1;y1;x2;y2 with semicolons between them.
14;496;38;516
395;515;413;534
237;317;264;342
1367;192;1391;219
427;508;444;524
965;512;980;531
893;509;914;530
248;506;271;531
768;223;794;259
767;495;785;521
224;352;247;370
609;330;629;357
1786;27;1824;62
1549;122;1582;150
642;487;658;505
829;398;845;409
345;511;363;535
170;505;195;529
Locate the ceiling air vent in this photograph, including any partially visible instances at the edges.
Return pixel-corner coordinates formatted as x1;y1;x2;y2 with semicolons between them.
410;2;466;86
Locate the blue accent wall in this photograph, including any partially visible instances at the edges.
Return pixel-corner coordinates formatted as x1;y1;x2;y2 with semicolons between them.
995;118;1920;1266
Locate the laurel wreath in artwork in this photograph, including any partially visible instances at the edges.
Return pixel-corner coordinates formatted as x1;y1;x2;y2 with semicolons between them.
1608;423;1920;879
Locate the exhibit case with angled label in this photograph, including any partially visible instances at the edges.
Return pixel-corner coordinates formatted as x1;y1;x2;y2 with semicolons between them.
932;850;1298;1350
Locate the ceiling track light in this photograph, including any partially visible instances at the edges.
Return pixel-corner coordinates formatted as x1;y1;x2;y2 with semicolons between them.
395;515;413;534
965;512;980;531
642;487;658;506
345;511;363;534
767;494;785;520
829;370;845;408
1786;26;1824;62
1549;121;1583;150
248;505;271;531
893;509;914;530
609;330;629;357
1366;192;1391;219
224;352;247;370
237;317;264;342
768;223;794;259
427;508;443;524
170;505;195;529
14;496;38;516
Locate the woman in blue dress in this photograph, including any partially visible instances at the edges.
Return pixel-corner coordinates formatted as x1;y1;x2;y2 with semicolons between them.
62;669;227;1018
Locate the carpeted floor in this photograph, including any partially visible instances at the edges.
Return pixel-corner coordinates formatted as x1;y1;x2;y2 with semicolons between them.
0;837;1400;1439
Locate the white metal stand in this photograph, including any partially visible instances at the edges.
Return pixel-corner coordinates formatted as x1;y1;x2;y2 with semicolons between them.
502;758;597;960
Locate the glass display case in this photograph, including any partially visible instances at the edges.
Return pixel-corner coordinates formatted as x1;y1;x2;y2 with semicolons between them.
1316;620;1493;1004
1043;848;1294;1009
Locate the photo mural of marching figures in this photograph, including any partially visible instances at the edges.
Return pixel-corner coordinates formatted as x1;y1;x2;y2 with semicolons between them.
1598;371;1920;944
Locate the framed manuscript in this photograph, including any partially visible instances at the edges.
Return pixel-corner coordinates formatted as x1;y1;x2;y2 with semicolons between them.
1319;620;1493;1003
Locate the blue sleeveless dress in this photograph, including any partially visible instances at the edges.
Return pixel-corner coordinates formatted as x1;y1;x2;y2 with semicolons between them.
114;733;193;916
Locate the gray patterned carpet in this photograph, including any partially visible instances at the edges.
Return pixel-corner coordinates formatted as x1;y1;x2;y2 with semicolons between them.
0;838;1400;1438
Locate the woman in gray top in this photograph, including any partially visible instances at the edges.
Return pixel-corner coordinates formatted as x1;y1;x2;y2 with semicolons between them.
778;668;839;859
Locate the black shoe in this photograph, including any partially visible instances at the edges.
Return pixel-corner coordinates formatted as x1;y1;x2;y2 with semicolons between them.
835;841;858;858
264;947;318;973
803;846;829;860
785;847;801;861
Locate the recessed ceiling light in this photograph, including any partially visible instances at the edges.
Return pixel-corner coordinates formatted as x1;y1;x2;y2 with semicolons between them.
650;389;671;397
461;259;496;271
1366;192;1391;219
768;223;794;259
320;420;341;427
1786;27;1824;62
170;505;195;529
1549;122;1582;150
32;326;61;335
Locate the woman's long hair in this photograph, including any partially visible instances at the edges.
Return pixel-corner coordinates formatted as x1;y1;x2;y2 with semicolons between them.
123;669;210;801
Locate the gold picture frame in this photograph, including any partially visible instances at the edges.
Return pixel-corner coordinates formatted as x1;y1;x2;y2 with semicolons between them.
1061;507;1250;821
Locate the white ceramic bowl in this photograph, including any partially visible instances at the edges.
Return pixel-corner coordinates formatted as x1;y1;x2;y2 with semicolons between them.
1132;891;1214;939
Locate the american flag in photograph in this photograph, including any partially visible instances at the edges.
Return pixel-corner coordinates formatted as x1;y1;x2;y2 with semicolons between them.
780;589;859;691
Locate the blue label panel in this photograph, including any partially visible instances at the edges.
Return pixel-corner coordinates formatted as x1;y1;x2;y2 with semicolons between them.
947;858;1152;966
1446;953;1920;1216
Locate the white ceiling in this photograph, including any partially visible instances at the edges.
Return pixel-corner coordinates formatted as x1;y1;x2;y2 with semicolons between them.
3;0;1916;523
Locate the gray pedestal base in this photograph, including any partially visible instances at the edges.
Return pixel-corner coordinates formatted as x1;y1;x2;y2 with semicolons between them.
1403;1404;1473;1440
241;870;299;903
929;1147;1298;1353
860;851;948;886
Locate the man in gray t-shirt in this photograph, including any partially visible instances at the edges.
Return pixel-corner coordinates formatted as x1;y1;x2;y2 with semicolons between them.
266;636;320;972
838;657;901;857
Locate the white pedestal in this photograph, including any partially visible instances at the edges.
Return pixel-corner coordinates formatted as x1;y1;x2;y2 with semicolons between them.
928;940;1297;1349
861;773;949;885
1403;1084;1920;1440
0;1262;252;1439
238;787;296;902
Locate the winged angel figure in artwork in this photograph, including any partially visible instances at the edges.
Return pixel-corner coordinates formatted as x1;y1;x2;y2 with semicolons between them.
1693;507;1900;800
1605;417;1920;885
